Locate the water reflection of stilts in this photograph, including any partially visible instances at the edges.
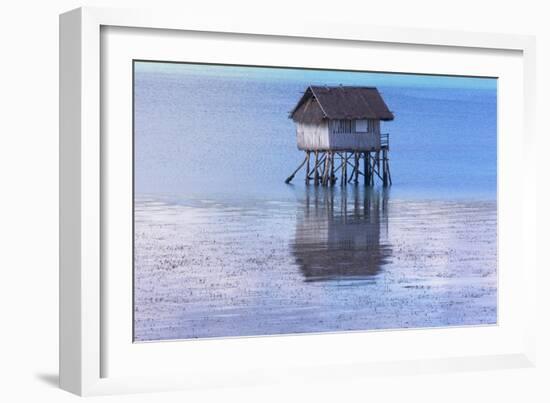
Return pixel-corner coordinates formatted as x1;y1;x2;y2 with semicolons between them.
292;186;391;282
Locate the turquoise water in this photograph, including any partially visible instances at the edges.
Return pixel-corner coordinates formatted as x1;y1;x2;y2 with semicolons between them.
134;62;496;201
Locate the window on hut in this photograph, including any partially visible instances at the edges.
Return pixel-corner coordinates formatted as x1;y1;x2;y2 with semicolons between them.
331;120;353;134
355;119;368;132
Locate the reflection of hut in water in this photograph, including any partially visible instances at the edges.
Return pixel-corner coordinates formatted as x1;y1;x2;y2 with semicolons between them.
291;188;391;282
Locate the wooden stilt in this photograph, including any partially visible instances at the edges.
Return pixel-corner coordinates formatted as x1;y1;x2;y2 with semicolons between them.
387;158;392;185
319;153;327;185
363;152;368;186
342;153;348;185
340;153;344;186
305;151;310;184
369;152;374;186
325;152;332;186
382;150;388;187
313;151;319;185
330;152;336;185
321;153;328;186
354;152;359;184
347;162;356;183
285;154;308;184
322;152;328;186
370;154;375;186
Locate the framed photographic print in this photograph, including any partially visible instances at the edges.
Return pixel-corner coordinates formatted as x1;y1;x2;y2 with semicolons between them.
60;7;538;396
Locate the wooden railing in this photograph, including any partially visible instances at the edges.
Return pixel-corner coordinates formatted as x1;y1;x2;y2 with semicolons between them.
380;133;390;149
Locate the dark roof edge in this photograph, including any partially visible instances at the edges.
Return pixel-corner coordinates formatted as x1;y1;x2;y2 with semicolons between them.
307;86;329;119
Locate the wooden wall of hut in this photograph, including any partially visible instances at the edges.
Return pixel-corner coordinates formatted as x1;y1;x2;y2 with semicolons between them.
296;120;381;151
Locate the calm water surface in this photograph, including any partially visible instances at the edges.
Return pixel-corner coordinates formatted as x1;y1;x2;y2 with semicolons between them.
134;189;496;341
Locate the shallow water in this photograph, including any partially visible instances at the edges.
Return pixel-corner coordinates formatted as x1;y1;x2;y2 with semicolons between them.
134;188;496;341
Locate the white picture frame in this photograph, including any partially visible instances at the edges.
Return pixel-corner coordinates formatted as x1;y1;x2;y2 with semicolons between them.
59;6;538;396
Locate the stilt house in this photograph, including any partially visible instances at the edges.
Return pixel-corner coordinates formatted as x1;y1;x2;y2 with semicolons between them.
285;86;394;186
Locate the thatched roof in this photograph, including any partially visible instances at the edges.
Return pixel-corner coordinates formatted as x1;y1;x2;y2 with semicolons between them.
290;86;394;124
